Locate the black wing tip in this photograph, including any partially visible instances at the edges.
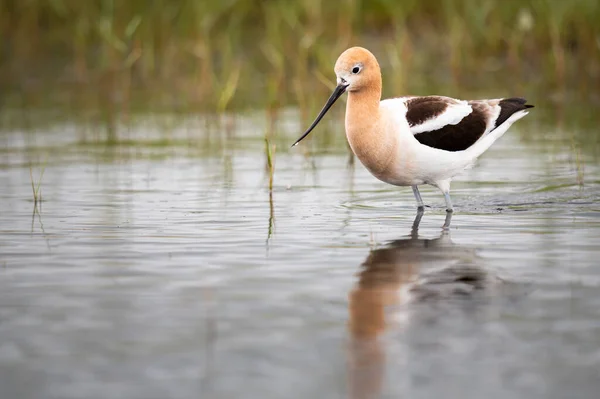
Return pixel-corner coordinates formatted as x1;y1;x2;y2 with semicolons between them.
501;97;534;108
494;97;534;128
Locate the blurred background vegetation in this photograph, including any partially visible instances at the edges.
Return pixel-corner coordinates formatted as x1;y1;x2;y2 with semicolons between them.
0;0;599;144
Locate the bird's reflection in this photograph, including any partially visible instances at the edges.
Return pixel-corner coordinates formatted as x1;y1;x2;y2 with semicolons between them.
348;211;475;336
347;210;491;398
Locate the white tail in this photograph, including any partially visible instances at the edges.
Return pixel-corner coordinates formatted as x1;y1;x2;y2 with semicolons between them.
466;110;530;159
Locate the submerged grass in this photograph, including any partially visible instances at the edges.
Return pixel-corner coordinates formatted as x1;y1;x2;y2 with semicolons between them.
29;162;46;206
264;137;275;191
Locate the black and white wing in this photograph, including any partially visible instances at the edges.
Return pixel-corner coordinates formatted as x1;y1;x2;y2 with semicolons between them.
384;96;534;152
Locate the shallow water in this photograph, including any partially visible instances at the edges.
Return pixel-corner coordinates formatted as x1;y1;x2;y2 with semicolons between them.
1;114;600;399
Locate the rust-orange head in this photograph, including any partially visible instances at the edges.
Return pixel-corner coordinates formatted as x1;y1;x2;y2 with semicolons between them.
292;47;382;147
334;47;381;93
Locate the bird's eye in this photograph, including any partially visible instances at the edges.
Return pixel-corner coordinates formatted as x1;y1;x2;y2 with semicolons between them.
352;66;361;74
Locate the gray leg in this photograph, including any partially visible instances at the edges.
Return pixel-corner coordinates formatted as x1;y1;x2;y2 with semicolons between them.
443;192;453;213
442;210;452;230
411;207;424;237
434;179;454;212
412;185;424;210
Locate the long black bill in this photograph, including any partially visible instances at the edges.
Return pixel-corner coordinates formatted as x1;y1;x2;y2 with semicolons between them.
291;83;348;147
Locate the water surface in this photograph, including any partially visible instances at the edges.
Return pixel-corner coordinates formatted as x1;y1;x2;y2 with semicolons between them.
1;114;600;398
